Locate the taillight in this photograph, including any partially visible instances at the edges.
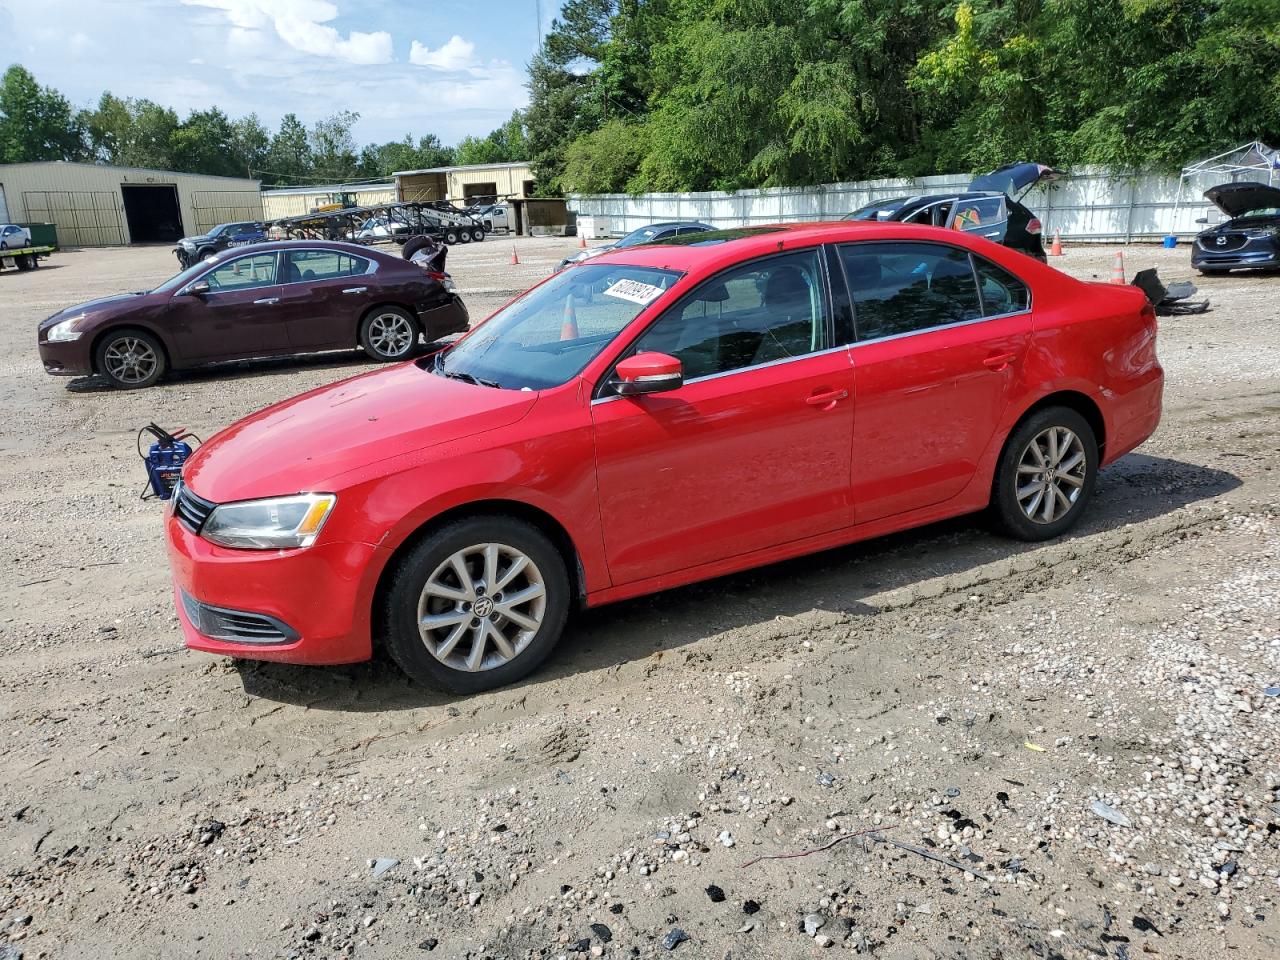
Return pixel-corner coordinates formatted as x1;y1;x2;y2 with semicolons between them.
1027;217;1043;235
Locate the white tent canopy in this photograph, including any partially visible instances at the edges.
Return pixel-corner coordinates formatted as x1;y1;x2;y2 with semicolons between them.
1173;141;1280;227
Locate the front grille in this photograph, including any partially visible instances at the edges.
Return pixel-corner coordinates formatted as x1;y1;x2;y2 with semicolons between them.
1198;233;1248;252
181;591;298;645
173;482;216;533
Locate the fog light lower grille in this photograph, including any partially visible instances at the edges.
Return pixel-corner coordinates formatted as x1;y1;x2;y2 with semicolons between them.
180;591;298;645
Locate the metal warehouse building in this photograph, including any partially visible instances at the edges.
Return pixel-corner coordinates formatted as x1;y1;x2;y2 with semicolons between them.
394;161;536;204
0;161;262;247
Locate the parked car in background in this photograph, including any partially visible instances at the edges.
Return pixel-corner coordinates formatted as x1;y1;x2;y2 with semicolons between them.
475;203;513;234
557;220;716;270
1191;181;1280;274
845;162;1061;261
1;224;33;249
174;221;268;267
352;216;410;244
166;221;1162;693
39;240;468;389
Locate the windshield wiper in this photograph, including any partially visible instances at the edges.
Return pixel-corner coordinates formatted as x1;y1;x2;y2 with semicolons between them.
440;367;501;389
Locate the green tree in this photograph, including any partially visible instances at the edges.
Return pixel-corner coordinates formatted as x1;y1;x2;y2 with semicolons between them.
309;110;360;182
229;114;270;179
171;107;238;177
0;65;86;162
264;113;313;185
454;112;529;166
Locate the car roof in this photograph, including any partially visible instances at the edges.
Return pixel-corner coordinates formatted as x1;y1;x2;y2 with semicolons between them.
216;239;382;256
590;221;1024;271
628;221;713;230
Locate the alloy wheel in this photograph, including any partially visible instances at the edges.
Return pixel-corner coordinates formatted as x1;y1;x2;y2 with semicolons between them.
1016;425;1087;524
103;337;159;385
368;313;414;357
416;543;547;672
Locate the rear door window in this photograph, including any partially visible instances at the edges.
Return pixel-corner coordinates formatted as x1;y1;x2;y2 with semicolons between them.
973;256;1030;316
950;197;1006;232
284;249;370;282
837;242;983;341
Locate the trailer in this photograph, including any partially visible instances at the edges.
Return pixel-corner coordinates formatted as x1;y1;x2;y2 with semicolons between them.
270;200;488;246
0;243;55;272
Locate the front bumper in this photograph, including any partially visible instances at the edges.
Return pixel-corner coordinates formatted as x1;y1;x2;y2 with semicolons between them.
1191;237;1279;270
167;514;386;665
419;296;470;340
38;336;93;376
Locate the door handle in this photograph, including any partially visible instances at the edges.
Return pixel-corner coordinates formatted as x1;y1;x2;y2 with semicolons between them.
983;352;1017;371
253;297;279;305
342;287;368;294
805;388;849;407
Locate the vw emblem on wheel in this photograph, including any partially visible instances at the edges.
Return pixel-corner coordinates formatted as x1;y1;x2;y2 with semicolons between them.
472;596;494;618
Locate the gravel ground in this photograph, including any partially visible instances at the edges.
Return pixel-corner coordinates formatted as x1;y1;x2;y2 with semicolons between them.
0;237;1277;960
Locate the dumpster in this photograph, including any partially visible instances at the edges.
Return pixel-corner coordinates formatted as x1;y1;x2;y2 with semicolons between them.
18;222;58;250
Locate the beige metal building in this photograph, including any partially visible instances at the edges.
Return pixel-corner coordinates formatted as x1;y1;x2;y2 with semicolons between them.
260;182;396;220
0;161;262;247
394;162;536;204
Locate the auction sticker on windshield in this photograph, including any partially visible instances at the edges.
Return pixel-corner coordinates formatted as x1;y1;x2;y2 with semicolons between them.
603;278;665;305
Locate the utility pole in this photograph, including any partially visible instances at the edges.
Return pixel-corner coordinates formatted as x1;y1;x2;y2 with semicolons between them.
535;0;543;47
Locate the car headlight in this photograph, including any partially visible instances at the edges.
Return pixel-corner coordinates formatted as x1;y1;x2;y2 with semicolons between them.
1245;227;1278;238
201;493;337;549
46;316;84;341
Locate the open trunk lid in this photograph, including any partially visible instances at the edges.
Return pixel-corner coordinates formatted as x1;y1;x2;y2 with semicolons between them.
969;162;1063;200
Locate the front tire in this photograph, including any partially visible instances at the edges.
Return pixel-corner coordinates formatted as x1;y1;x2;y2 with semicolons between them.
359;306;419;361
95;328;167;389
443;229;459;245
993;406;1097;541
471;228;485;243
383;516;570;693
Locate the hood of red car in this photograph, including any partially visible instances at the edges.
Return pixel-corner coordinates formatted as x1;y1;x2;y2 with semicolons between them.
183;362;538;503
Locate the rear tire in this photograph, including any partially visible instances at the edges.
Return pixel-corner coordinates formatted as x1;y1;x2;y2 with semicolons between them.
382;516;570;693
95;328;167;389
444;230;459;245
359;306;419;361
471;228;485;243
15;254;36;271
992;406;1097;541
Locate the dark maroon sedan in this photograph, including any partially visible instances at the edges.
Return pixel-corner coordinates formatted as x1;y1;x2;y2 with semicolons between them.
37;240;469;388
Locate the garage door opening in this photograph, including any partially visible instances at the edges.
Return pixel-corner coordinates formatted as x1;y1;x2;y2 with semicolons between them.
121;184;183;243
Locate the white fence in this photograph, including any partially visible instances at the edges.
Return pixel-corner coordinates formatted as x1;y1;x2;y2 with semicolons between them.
569;166;1251;242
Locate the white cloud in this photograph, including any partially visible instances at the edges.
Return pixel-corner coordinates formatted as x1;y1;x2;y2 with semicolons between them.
409;35;476;71
183;0;392;65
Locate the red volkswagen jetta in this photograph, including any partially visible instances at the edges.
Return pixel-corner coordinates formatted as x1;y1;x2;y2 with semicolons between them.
167;223;1162;692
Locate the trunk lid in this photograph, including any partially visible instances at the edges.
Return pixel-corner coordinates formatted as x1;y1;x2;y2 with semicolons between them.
970;162;1064;200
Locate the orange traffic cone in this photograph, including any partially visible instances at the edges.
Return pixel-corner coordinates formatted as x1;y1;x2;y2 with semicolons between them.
510;246;519;265
579;234;587;249
1109;250;1126;285
559;296;579;341
1049;230;1063;257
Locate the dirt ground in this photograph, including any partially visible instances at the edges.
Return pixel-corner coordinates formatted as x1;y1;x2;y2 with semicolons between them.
0;236;1277;960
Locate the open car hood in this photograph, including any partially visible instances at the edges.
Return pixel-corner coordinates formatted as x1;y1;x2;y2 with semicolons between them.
969;162;1063;200
1203;181;1280;219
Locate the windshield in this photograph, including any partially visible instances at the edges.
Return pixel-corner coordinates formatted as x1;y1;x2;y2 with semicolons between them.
436;263;683;390
846;200;909;221
150;259;218;294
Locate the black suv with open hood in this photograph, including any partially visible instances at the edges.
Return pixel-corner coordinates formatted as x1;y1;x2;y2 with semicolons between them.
1192;182;1280;274
845;162;1062;261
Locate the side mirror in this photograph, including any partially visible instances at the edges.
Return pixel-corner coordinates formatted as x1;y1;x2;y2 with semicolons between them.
185;281;211;297
612;351;683;396
1194;217;1208;225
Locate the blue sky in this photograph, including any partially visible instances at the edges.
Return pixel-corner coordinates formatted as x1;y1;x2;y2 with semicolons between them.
0;0;562;146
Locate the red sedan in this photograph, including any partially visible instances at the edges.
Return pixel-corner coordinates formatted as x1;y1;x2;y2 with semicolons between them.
167;223;1162;692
